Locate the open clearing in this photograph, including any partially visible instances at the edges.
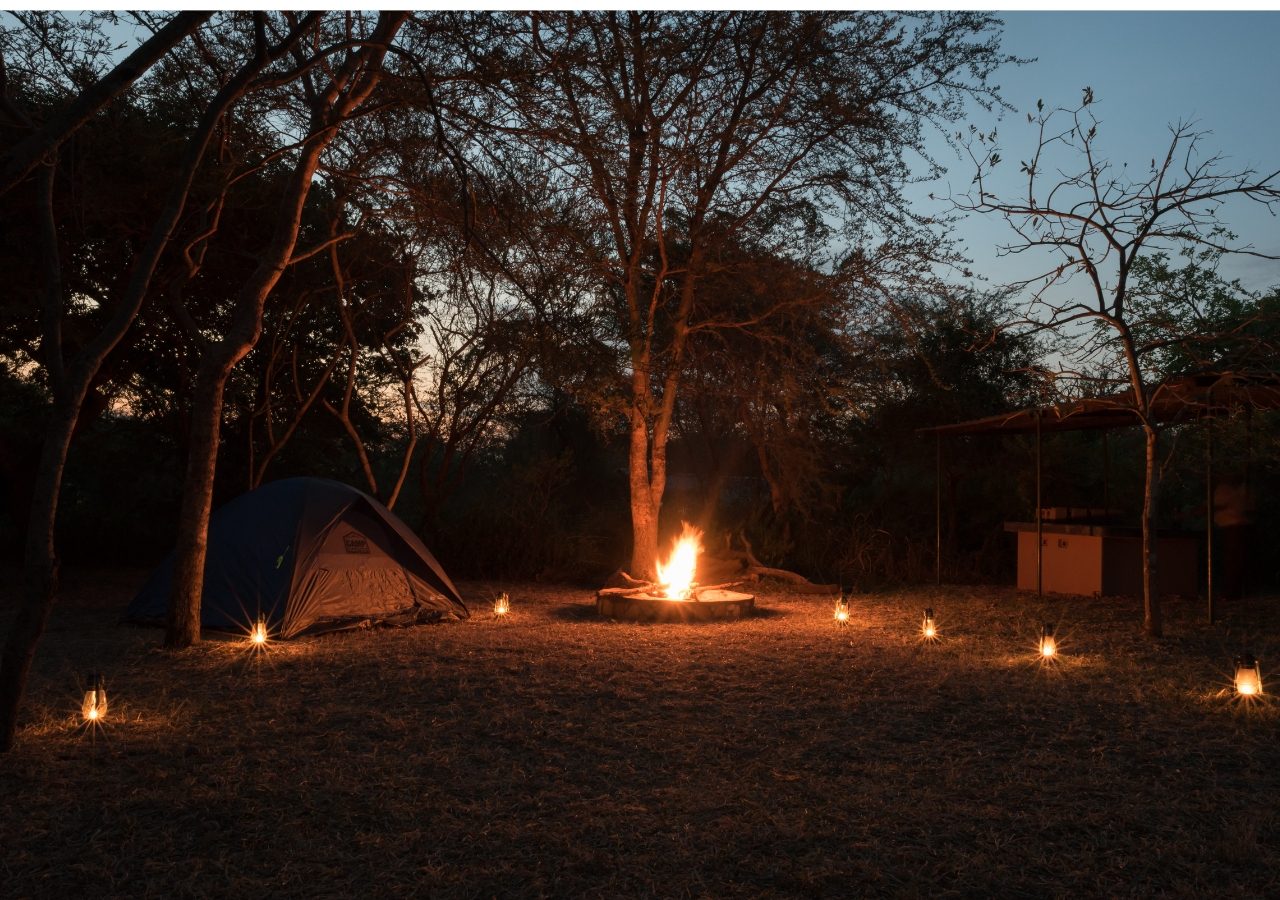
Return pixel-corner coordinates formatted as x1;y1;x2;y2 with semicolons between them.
3;569;1278;898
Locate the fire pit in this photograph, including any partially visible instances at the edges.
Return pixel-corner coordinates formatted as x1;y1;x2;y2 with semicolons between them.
596;587;755;622
596;523;755;622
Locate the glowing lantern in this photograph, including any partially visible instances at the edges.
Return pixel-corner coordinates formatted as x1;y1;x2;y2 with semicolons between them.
1234;654;1263;697
1039;623;1057;659
81;673;107;723
494;593;511;618
834;596;851;626
922;608;938;640
250;616;269;646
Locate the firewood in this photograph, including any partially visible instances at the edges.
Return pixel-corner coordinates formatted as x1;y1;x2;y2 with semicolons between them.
694;581;745;593
602;568;650;589
597;586;647;597
746;566;837;593
735;531;836;593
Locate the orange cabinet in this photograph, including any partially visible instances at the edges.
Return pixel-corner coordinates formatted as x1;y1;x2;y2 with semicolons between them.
1006;523;1200;597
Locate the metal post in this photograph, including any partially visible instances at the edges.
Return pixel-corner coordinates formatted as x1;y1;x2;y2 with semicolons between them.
1102;430;1111;514
1036;411;1043;600
935;432;942;586
1245;405;1254;486
1245;405;1254;608
1206;422;1214;624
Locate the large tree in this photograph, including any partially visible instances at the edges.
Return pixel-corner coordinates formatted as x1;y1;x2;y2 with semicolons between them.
497;11;1009;578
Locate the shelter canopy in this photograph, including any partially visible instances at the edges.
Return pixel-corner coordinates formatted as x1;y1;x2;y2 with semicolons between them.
919;372;1280;437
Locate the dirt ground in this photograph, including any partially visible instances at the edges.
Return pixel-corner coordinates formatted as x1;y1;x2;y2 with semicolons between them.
2;568;1278;898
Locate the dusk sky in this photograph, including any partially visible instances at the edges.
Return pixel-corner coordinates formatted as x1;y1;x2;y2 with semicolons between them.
74;10;1280;292
923;11;1280;292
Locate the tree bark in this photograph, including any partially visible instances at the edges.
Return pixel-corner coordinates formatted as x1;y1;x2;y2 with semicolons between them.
1141;425;1163;638
628;400;660;580
166;358;235;647
0;402;79;751
627;244;702;579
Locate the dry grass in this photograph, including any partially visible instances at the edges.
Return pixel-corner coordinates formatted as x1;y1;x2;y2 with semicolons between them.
2;567;1279;898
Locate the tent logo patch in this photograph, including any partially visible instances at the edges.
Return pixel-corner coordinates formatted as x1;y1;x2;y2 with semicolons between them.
342;532;370;554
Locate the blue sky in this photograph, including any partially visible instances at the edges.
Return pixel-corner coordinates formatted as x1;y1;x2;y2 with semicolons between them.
918;11;1280;292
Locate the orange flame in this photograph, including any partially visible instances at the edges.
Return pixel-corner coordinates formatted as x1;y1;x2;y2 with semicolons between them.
656;523;702;600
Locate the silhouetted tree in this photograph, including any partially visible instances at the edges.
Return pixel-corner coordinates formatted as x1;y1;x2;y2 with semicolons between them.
165;12;410;648
954;92;1280;636
0;11;318;750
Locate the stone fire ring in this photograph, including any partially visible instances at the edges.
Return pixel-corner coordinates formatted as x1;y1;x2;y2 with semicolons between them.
595;588;755;623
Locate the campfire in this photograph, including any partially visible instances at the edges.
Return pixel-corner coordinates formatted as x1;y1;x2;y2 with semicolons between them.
596;523;755;622
655;523;702;600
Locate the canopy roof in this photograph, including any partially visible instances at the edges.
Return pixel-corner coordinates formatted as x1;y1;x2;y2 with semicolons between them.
919;372;1280;437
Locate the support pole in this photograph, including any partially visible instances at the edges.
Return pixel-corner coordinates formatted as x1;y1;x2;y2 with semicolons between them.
1245;405;1254;607
935;432;942;586
1246;405;1254;486
1036;411;1043;600
1102;430;1111;514
1206;422;1214;624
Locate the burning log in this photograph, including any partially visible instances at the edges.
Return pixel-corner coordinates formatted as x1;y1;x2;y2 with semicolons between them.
596;579;747;600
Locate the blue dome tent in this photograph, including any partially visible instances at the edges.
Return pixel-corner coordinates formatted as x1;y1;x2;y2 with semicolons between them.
128;478;468;638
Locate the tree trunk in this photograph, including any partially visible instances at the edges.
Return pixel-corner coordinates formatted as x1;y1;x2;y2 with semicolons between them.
628;245;702;579
755;440;786;517
0;400;80;750
1141;425;1163;638
165;179;319;647
166;359;235;647
1;11;340;740
628;405;660;580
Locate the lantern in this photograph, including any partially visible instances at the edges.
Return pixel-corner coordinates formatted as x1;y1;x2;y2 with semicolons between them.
81;673;107;724
922;608;937;640
1039;623;1057;659
834;596;850;626
1234;654;1263;697
250;616;269;646
494;592;511;618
